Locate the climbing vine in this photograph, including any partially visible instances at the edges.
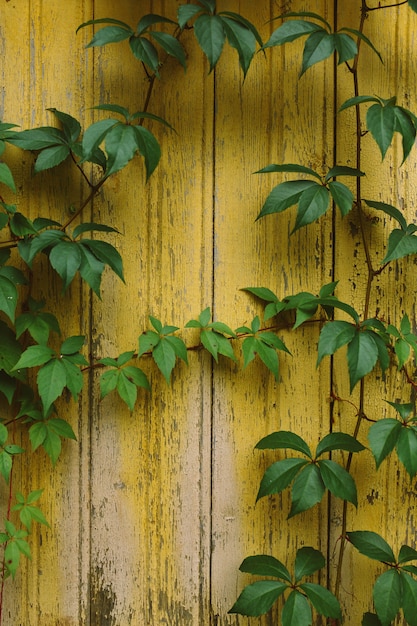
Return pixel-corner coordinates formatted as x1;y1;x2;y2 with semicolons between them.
1;1;417;624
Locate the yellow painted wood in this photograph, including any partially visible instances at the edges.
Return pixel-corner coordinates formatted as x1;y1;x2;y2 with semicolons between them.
331;4;417;624
1;2;94;624
0;1;415;625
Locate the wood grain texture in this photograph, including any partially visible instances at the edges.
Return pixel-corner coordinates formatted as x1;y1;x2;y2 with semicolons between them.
0;1;415;624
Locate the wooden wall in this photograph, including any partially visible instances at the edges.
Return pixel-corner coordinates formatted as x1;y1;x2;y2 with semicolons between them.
0;1;416;624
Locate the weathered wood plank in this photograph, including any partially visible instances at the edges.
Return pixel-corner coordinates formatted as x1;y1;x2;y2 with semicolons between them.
331;4;417;624
210;1;334;622
1;1;93;624
89;1;214;623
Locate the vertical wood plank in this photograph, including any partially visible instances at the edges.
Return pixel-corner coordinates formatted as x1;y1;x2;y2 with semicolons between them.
1;1;93;624
89;1;214;622
210;1;334;622
331;3;417;624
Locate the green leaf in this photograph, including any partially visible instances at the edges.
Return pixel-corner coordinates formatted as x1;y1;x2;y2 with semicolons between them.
257;180;317;220
13;345;55;370
293;184;329;232
116;371;138;410
294;546;325;581
373;570;402;626
76;17;132;34
138;330;160;357
409;0;417;13
383;229;417;263
177;4;203;29
399;545;417;564
194;14;226;71
86;25;132;48
49;241;82;290
0;451;12;483
256;431;312;458
81;118;118;162
339;95;380;112
121;365;149;391
153;339;176;383
0;320;21;373
401;572;417;626
41;428;62;465
104;123;139;176
149;32;186;70
276;11;332;30
0;275;17;321
264;20;323;48
316;432;365;456
133;125;161;179
136;13;177;35
239;555;291;582
34;144;70;173
328;181;354;217
301;31;336;76
219;11;263;47
396;427;417;477
368;419;402;469
289;464;325;517
229;580;287;616
0;423;7;446
129;36;159;74
325;165;365;180
363;199;407;231
317;321;356;365
78;245;105;297
37;359;66;413
347;531;396;563
347;330;379;391
339;27;382;62
8;127;64;150
4;541;21;578
300;582;342;618
60;359;83;401
300;583;342;619
81;239;124;281
334;32;357;64
394;106;416;163
60;335;85;355
282;590;312;626
100;369;119;399
318;459;358;506
367;102;396;159
48;108;81;144
9;213;37;237
220;16;256;77
0;372;16;404
256;458;309;501
254;339;279;380
72;222;119;238
0;163;16;192
256;163;321;180
164;336;188;364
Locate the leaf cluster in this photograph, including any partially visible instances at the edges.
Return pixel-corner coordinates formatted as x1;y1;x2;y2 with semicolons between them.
229;547;341;623
256;431;365;517
348;531;417;626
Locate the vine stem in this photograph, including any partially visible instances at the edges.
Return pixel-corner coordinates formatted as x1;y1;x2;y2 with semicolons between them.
334;0;374;604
